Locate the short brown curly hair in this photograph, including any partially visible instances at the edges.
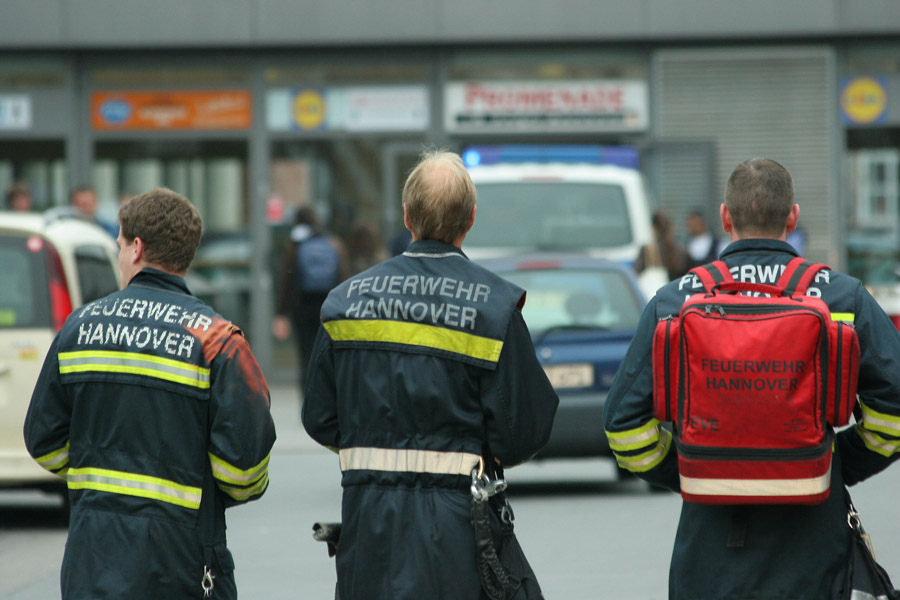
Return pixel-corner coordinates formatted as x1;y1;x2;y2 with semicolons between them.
118;188;202;273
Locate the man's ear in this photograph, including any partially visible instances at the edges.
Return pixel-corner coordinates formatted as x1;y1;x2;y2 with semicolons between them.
720;203;733;233
403;204;413;233
466;204;476;233
785;204;800;233
130;236;145;265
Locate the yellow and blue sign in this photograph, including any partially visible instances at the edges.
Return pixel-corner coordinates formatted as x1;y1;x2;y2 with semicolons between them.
293;89;326;130
841;76;888;125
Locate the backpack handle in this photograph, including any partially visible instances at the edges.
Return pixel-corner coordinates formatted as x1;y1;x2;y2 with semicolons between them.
714;281;787;297
692;257;829;297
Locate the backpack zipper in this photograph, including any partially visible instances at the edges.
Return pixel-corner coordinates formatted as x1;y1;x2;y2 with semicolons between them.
676;434;832;461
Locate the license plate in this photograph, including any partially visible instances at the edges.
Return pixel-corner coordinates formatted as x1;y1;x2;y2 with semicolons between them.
543;363;594;389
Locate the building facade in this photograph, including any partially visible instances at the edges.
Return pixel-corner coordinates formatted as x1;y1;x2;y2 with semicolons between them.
2;1;899;375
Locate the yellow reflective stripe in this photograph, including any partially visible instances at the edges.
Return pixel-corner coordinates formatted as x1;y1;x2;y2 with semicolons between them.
339;447;481;476
58;350;210;389
858;400;900;437
209;452;269;486
324;319;503;364
680;464;832;498
614;429;672;473
606;419;662;452
857;427;900;458
831;312;855;323
35;441;70;472
67;467;202;509
218;472;269;501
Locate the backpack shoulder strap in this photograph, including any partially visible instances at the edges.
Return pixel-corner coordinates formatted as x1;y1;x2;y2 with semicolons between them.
689;260;733;293
776;257;830;296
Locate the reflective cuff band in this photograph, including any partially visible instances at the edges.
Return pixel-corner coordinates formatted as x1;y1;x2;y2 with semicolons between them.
831;312;855;323
606;419;662;452
59;350;210;389
339;447;480;476
217;472;269;501
67;467;202;509
857;427;900;458
858;400;900;438
614;428;672;473
680;465;832;499
34;441;70;473
324;319;503;364
209;453;270;486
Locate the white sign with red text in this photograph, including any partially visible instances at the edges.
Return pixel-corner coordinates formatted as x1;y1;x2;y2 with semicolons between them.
444;80;647;133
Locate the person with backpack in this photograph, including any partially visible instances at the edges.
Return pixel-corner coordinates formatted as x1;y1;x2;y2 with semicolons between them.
604;158;900;600
274;205;348;382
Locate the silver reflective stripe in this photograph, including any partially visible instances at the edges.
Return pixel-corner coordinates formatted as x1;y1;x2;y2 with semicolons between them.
339;447;480;476
35;442;70;471
59;350;210;389
858;429;900;457
67;467;202;509
851;590;888;600
402;251;464;259
680;465;831;498
607;420;661;451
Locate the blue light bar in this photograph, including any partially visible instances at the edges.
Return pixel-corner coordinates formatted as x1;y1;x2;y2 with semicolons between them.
462;145;640;169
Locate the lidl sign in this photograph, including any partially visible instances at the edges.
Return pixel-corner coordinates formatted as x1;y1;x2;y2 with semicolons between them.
841;76;888;125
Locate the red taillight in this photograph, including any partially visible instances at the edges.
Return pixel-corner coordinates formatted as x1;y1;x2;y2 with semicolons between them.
517;260;561;271
45;241;73;331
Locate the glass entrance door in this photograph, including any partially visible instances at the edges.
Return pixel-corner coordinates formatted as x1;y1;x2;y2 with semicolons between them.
0;140;67;210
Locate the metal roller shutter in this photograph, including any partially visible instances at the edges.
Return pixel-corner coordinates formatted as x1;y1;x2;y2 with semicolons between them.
652;47;837;265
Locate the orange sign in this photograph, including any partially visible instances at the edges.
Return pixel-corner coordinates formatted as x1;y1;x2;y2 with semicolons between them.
92;91;252;130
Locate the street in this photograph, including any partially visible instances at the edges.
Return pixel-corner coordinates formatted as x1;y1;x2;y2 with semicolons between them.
2;384;899;599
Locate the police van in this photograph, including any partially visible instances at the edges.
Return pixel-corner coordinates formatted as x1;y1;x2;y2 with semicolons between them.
462;145;657;294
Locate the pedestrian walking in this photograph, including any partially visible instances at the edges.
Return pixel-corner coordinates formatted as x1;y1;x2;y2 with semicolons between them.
273;205;348;384
604;158;900;599
302;150;559;600
24;187;276;599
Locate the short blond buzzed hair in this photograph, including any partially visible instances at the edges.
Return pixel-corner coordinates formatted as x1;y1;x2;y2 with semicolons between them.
402;150;476;244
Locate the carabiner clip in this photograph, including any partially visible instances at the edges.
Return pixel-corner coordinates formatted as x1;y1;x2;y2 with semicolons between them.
202;565;215;598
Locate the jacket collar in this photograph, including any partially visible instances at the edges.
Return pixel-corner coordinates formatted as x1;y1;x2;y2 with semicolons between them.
719;238;799;259
127;267;192;295
403;239;469;259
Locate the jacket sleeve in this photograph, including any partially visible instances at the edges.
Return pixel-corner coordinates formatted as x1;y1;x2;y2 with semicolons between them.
837;283;900;485
207;332;276;506
23;336;72;478
301;325;340;452
603;297;680;491
480;310;559;467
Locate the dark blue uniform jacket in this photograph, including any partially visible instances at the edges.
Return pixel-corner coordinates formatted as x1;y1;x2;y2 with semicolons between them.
24;268;276;600
604;239;900;600
302;239;559;600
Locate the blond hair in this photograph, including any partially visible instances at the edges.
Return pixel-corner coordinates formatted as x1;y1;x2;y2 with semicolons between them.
402;150;476;243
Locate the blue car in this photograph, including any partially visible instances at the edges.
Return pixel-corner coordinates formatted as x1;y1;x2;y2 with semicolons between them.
477;254;647;459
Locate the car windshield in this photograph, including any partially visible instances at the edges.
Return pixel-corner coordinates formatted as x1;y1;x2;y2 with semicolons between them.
498;267;642;337
466;182;631;249
0;234;51;328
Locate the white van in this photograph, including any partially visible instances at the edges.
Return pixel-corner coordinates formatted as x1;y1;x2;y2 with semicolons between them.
464;160;659;294
0;211;119;500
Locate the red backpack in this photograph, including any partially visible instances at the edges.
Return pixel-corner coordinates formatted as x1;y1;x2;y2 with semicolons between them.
652;257;859;505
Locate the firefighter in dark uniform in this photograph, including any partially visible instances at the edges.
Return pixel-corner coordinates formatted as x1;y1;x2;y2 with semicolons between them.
302;150;559;600
604;159;900;600
24;188;276;599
